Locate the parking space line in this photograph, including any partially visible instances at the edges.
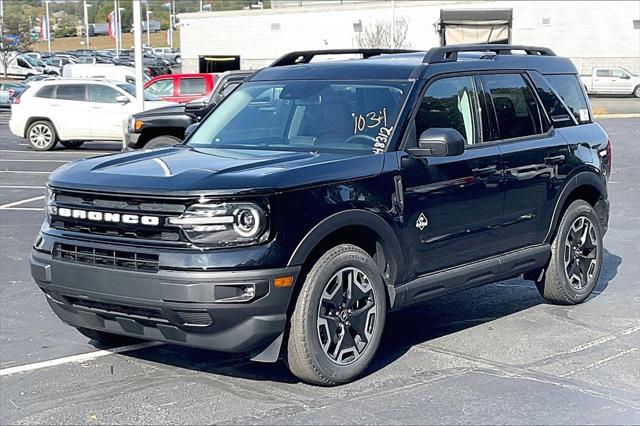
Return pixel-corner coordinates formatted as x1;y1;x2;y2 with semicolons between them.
0;171;51;174
0;207;44;211
0;149;115;155
0;342;162;377
0;159;69;163
0;196;44;209
0;185;45;189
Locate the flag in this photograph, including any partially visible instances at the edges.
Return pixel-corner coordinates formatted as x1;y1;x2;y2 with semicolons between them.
107;10;115;39
39;15;49;41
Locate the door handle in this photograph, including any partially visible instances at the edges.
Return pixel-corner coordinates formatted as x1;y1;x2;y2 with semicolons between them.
472;165;497;176
544;155;565;165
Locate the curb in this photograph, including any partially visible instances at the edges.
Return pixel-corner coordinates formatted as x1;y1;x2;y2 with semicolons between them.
594;113;640;119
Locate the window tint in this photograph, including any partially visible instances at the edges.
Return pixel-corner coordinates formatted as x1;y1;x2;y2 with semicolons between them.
596;69;610;77
55;84;86;101
545;74;590;123
88;84;121;103
528;72;574;127
36;85;56;99
483;74;544;140
146;79;173;96
17;58;29;68
415;76;478;145
179;78;206;95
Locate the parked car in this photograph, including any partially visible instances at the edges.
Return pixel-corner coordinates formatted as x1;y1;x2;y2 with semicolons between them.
126;70;252;148
0;53;44;79
152;47;181;64
30;46;611;385
62;64;149;85
0;82;27;107
144;73;217;103
581;67;640;97
9;79;172;150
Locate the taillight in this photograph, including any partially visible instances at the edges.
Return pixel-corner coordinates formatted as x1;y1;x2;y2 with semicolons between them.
12;96;20;105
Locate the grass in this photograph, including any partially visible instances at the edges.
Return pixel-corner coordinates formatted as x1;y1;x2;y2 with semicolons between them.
31;31;181;52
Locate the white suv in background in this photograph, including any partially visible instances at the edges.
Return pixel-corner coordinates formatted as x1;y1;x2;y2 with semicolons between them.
9;79;172;151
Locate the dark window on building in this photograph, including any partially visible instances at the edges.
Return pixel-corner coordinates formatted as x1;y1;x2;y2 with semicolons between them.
482;74;545;140
545;74;590;123
55;84;86;101
633;19;640;30
415;76;478;145
179;78;206;95
36;85;56;99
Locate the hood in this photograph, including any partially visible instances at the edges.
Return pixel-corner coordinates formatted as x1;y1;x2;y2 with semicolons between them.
143;100;178;111
134;103;186;117
48;146;385;196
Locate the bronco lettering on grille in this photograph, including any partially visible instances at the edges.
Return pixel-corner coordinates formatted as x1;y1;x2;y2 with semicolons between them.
57;208;160;226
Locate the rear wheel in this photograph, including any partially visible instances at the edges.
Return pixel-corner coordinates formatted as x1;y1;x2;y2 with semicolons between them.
536;200;603;304
76;327;141;347
287;244;386;385
60;140;84;149
27;120;57;151
144;135;181;149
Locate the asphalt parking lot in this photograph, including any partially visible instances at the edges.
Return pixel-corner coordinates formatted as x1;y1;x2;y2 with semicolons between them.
0;109;639;424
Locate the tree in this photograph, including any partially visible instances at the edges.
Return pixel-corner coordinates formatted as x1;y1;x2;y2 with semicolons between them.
355;18;410;49
0;14;36;77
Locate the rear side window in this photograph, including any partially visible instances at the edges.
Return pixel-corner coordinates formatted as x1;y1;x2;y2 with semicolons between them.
36;85;56;98
545;74;590;123
179;78;206;95
56;84;86;101
482;74;545;140
596;69;610;77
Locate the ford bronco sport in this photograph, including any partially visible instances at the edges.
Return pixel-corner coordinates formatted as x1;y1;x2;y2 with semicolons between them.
31;45;611;385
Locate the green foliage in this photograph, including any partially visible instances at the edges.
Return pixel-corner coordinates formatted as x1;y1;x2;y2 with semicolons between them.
54;24;78;39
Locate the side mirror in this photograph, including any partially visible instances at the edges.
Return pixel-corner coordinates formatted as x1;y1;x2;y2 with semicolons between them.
184;122;198;139
408;128;466;158
185;100;206;111
116;95;130;104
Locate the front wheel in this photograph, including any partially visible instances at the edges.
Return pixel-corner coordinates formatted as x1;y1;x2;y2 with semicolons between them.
536;200;604;304
27;120;57;151
633;85;640;98
144;135;181;149
287;244;386;385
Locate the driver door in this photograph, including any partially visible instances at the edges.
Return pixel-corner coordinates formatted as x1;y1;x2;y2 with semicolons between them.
400;75;504;279
87;84;134;140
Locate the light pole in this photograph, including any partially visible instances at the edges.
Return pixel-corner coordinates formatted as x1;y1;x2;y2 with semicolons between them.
117;5;124;51
83;1;91;47
44;0;51;52
145;5;151;47
199;0;203;13
132;0;144;112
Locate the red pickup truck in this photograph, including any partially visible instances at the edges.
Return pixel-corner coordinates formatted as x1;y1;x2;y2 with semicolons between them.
144;73;217;103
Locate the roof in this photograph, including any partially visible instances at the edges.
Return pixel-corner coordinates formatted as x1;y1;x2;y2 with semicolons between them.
249;45;579;82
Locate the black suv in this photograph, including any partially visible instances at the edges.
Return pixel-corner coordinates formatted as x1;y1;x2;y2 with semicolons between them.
31;45;611;385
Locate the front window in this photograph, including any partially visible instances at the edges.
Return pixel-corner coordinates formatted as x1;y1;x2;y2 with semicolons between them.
146;78;174;97
188;80;410;153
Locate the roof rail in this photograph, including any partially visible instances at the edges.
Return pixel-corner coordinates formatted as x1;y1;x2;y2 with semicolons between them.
422;44;556;64
270;48;420;67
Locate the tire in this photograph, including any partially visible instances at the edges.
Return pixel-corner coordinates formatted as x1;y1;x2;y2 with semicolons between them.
27;120;57;151
287;244;387;386
633;85;640;98
144;135;181;149
75;327;141;347
175;56;182;64
536;200;604;305
60;140;84;149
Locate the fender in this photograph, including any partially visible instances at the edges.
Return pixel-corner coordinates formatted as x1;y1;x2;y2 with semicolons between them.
544;170;607;243
287;209;406;301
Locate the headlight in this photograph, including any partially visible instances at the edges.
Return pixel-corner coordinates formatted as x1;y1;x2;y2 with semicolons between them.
45;187;56;223
168;202;268;247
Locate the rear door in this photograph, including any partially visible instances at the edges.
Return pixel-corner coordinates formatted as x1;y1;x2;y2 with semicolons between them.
593;69;615;93
480;73;570;250
50;84;91;140
87;83;134;140
400;75;504;278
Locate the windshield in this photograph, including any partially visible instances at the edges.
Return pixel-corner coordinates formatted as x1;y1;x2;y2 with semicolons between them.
188;80;410;153
21;56;39;67
116;82;161;101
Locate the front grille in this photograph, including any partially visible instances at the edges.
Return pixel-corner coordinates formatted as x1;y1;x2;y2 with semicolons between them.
53;243;159;272
50;189;189;243
65;296;166;323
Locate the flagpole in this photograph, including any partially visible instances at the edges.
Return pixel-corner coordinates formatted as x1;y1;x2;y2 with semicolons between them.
117;0;122;52
132;0;144;112
170;0;175;49
45;0;51;52
113;0;118;56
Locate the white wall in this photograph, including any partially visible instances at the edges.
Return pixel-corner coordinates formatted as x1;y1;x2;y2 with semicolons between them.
179;0;640;74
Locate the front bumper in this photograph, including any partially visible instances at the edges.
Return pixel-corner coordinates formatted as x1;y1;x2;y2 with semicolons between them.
123;130;140;150
31;247;300;357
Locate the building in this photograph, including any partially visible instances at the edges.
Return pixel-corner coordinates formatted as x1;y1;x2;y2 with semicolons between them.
178;0;640;74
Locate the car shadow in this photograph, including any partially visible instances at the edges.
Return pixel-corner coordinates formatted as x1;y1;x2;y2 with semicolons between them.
112;248;621;385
